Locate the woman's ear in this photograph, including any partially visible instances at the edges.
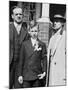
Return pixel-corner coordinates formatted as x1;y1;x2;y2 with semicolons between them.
62;22;64;27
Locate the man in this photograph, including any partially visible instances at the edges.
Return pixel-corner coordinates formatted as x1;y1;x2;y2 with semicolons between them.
47;14;66;86
9;6;29;88
17;21;47;88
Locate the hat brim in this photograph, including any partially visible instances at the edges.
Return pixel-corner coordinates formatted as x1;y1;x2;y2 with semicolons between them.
50;17;66;23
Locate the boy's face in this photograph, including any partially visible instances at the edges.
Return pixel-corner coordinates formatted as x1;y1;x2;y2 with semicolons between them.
29;26;39;39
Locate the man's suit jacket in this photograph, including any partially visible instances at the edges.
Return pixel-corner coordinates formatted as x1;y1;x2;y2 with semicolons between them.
18;38;47;81
9;22;30;88
9;22;29;66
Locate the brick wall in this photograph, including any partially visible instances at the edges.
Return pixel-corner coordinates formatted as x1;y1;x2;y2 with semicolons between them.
38;22;50;48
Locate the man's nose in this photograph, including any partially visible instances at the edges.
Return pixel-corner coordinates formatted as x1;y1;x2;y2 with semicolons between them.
17;14;21;17
33;32;36;35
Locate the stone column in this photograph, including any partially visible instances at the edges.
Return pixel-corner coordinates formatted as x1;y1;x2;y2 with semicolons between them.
42;3;49;18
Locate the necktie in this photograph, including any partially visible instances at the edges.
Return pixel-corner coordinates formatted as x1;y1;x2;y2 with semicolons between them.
16;25;21;34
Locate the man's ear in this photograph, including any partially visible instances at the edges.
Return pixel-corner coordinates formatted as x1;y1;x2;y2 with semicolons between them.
28;31;30;34
12;14;14;19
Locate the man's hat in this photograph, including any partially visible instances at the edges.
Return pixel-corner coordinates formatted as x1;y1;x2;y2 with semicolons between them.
51;14;66;23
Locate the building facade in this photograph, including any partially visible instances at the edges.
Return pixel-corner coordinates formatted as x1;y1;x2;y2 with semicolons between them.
9;1;66;48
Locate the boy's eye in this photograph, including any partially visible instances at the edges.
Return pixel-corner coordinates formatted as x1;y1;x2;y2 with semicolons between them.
31;31;37;32
35;30;38;32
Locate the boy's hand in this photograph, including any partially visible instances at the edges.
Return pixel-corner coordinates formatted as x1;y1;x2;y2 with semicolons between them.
38;72;46;79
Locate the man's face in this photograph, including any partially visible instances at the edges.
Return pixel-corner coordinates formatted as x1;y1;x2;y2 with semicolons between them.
29;26;39;39
12;8;23;24
53;19;63;31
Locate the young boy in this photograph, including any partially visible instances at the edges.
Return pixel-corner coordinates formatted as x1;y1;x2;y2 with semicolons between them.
17;21;47;88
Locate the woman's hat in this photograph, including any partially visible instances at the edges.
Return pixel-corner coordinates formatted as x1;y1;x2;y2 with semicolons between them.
51;14;66;23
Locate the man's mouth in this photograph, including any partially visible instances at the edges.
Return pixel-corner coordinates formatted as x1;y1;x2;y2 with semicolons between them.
18;17;21;19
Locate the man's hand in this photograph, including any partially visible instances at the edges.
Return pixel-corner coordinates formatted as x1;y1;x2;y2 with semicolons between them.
18;76;23;84
38;72;46;79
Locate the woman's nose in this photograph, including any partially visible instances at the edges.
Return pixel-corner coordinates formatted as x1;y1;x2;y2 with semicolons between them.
54;21;57;25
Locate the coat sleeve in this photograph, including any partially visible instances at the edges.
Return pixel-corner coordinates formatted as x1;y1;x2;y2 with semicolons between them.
17;43;25;77
41;43;47;74
9;24;14;65
47;35;54;63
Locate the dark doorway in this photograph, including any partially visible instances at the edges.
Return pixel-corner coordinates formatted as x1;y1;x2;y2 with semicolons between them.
49;4;66;40
50;4;66;19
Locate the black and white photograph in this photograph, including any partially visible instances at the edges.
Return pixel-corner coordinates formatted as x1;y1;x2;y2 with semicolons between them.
0;0;67;90
9;0;66;89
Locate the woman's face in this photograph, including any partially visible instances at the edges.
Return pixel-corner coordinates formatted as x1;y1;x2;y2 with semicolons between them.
53;20;63;31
